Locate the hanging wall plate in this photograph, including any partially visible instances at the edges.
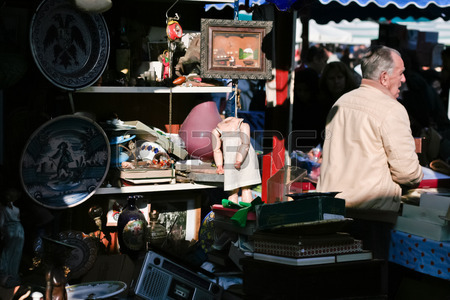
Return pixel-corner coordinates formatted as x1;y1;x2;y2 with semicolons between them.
20;115;110;209
58;230;98;279
29;0;110;91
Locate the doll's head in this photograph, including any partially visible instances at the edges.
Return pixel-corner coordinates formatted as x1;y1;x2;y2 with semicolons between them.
1;187;21;206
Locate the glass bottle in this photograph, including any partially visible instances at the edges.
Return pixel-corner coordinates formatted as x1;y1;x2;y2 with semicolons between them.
117;195;147;259
115;17;131;85
146;209;167;250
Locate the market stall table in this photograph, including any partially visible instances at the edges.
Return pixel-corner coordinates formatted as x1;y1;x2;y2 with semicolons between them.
389;229;450;280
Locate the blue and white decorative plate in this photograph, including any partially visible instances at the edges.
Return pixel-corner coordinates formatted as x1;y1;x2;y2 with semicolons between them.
20;115;110;209
29;0;110;90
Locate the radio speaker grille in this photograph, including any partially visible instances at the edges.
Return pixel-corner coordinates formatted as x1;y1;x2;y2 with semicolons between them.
136;266;171;299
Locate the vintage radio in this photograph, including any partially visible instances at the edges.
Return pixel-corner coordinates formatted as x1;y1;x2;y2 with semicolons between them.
134;251;223;300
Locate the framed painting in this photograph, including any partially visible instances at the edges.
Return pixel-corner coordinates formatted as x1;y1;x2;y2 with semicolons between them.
150;196;201;242
200;18;273;80
106;194;201;243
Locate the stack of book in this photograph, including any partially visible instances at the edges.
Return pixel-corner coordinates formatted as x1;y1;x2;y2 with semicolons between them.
252;231;373;266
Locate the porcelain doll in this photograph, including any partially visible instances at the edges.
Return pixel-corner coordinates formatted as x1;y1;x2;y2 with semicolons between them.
212;117;261;203
0;187;24;288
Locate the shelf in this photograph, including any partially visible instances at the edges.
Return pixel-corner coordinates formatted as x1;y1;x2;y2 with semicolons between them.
95;182;218;194
77;86;233;94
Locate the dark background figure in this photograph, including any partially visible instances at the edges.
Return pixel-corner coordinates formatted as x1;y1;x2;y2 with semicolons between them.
297;44;328;76
318;61;359;113
440;48;450;113
399;49;450;166
291;61;358;152
291;45;328;152
291;67;321;152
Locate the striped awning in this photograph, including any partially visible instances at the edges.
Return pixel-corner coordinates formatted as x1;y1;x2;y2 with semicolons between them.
268;0;450;11
206;0;450;22
318;0;450;9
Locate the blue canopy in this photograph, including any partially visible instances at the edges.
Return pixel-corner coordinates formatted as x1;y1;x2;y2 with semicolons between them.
318;0;450;9
266;0;450;23
206;0;450;23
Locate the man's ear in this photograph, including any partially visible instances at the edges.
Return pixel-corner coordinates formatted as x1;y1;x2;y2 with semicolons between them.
380;71;389;86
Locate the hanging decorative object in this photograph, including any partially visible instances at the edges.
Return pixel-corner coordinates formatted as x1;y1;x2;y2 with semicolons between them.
166;19;183;42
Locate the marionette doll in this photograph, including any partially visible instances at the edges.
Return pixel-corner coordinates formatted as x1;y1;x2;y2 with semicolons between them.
212;117;261;203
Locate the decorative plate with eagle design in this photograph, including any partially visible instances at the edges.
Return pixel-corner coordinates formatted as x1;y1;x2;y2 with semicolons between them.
30;0;110;91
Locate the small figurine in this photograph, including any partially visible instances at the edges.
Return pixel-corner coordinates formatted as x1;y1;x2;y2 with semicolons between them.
0;187;25;288
45;266;68;300
159;50;170;80
212;117;261;203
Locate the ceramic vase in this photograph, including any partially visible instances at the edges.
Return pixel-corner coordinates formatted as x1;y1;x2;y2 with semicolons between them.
146;210;167;249
117;195;147;258
179;101;222;161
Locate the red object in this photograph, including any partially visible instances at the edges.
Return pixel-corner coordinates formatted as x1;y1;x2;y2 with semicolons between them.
418;167;450;188
173;76;186;85
276;69;289;106
162;58;170;79
261;136;286;203
166;20;183;41
212;204;256;220
291;181;316;192
418;178;450;188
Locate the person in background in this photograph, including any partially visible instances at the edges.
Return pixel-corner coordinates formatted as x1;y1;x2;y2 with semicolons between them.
291;45;328;152
291;61;358;152
399;49;450;166
291;68;321;152
317;46;423;260
318;61;359;111
297;45;328;76
440;47;450;113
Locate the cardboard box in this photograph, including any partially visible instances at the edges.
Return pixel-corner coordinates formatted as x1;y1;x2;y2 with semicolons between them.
420;193;450;211
402;203;447;226
394;216;450;241
255;196;345;230
213;217;257;236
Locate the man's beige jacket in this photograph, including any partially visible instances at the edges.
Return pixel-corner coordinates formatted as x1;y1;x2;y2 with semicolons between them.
317;79;423;223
